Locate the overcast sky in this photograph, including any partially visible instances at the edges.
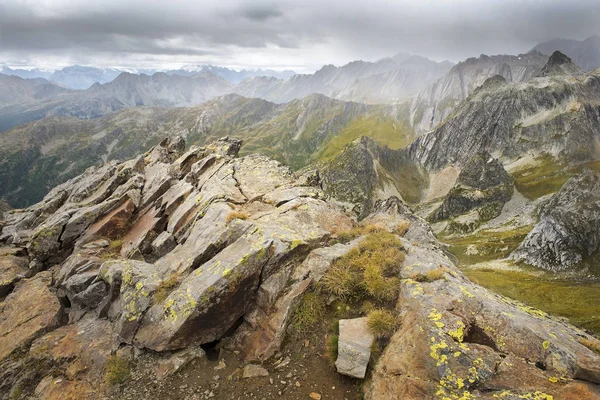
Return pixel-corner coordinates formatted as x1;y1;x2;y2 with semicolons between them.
0;0;599;72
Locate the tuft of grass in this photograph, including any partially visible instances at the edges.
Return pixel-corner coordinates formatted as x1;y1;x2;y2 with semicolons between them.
153;274;180;304
578;337;600;355
411;266;450;283
104;355;131;385
292;291;326;333
367;309;398;339
320;231;404;304
333;223;383;243
225;211;249;224
326;334;339;366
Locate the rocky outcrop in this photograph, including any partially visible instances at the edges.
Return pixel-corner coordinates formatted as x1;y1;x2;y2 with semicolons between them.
0;136;599;399
321;137;428;217
364;200;600;400
511;172;600;271
430;152;514;224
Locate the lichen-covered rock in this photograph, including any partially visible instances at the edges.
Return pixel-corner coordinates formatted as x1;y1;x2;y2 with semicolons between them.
512;171;600;271
430;152;514;223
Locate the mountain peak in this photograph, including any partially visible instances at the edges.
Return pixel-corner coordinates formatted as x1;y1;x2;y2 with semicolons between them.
537;50;584;77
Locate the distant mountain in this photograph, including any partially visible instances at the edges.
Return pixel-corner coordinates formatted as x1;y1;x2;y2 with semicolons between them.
233;55;453;104
168;65;296;83
0;67;52;80
0;93;413;207
0;71;233;132
532;35;600;71
0;73;71;108
49;65;124;90
409;51;549;132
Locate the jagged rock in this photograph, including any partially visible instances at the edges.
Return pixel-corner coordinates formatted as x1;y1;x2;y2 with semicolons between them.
116;260;162;343
134;233;274;351
242;364;269;378
335;317;374;379
76;199;136;246
537;51;584;77
512;172;600;271
430;152;514;223
0;271;62;361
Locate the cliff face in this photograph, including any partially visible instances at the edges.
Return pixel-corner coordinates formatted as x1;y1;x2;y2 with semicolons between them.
511;172;600;271
408;51;548;132
1;137;600;399
407;57;600;170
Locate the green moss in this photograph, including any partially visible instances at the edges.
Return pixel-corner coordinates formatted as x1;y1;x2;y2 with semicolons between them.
464;269;600;335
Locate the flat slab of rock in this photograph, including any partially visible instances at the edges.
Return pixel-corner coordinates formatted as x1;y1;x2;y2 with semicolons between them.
0;271;62;361
335;317;374;379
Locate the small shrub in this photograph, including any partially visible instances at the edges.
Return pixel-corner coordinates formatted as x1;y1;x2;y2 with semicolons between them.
367;309;398;339
292;292;326;333
153;274;180;304
226;211;249;224
104;355;131;385
579;337;600;354
326;334;339;366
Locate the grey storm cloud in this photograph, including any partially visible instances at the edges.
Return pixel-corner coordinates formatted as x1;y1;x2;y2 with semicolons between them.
0;0;599;70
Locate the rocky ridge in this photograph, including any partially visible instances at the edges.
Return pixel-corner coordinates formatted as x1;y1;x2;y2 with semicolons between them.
0;137;599;399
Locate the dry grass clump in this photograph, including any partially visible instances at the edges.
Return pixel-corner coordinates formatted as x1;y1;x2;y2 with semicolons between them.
333;223;384;243
320;231;404;304
579;337;600;354
411;266;451;283
367;309;398;339
104;355;131;385
225;211;249;224
395;220;411;237
153;274;180;304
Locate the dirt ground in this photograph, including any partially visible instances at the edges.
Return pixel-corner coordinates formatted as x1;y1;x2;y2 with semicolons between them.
114;324;364;400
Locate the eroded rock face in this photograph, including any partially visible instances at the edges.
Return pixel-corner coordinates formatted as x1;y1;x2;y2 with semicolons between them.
511;172;600;271
430;152;514;224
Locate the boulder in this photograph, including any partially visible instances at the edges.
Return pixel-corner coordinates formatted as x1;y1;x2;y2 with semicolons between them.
154;346;206;380
0;249;30;298
335;317;375;379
